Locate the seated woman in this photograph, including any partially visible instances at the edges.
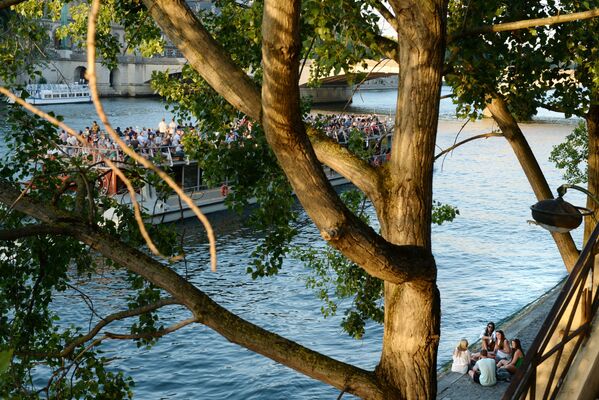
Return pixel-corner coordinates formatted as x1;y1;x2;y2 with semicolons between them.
497;338;524;373
493;330;512;363
451;339;471;374
471;322;496;362
481;322;496;351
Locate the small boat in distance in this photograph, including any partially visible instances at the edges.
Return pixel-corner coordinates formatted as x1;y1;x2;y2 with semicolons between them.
20;82;92;105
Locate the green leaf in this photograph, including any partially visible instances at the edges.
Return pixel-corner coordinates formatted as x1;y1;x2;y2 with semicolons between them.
0;348;14;374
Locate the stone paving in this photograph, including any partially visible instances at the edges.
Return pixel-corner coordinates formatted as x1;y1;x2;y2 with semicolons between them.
437;283;562;399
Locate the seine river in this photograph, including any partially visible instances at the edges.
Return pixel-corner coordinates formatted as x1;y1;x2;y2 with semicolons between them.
0;89;585;399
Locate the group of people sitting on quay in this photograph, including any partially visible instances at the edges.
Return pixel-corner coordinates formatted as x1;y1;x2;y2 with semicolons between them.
57;113;392;164
451;321;525;386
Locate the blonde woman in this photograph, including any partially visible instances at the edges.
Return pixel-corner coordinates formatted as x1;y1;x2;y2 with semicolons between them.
451;339;471;373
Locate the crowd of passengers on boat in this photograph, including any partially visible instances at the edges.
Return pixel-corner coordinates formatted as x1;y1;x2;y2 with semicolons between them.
57;113;393;165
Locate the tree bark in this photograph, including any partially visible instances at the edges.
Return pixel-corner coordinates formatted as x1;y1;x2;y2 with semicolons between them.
142;0;384;205
486;96;579;271
373;1;446;398
585;103;599;243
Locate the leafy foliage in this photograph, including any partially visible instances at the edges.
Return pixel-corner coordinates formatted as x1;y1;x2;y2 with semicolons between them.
0;7;49;83
446;0;559;120
0;104;181;397
550;121;589;184
302;0;383;84
296;189;383;339
432;201;460;225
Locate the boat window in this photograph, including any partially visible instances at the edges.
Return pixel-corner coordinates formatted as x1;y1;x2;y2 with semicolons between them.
172;165;183;188
183;165;199;190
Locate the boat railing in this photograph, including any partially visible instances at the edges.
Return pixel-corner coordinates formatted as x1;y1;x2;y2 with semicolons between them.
27;83;90;93
56;144;185;167
502;222;599;399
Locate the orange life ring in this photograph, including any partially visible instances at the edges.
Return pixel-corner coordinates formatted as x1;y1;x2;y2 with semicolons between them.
220;184;229;197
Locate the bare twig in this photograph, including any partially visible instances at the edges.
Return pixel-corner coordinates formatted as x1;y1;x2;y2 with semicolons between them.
434;132;504;160
64;283;106;331
344;59;389;111
62;297;181;357
87;0;217;271
6;178;35;216
103;158;169;258
0;86;169;258
299;36;316;80
104;316;197;340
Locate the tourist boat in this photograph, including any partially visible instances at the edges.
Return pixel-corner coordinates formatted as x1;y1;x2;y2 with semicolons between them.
56;117;392;223
19;83;91;105
58;144;349;224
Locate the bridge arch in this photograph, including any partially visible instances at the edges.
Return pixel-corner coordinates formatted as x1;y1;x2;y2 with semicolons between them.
110;68;120;88
74;66;87;84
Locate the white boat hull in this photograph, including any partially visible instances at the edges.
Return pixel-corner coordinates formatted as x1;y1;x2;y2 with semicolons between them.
105;170;349;224
26;96;91;105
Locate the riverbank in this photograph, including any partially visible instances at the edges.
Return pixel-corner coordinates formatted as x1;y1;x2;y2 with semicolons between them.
437;280;563;399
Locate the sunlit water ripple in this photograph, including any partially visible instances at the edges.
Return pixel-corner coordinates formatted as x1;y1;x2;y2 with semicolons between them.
0;90;584;398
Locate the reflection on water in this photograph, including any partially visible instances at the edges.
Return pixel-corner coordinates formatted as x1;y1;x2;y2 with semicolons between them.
1;92;585;399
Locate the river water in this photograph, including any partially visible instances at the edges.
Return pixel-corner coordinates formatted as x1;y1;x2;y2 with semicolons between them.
0;89;585;399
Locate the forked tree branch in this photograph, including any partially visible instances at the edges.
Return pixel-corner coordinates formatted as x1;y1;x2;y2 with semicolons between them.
61;297;182;357
0;180;384;399
449;8;599;42
140;0;381;200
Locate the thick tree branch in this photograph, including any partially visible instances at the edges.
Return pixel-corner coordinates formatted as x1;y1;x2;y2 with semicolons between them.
386;0;402;20
0;224;70;240
306;126;383;200
141;0;261;120
434;132;504;160
371;1;398;32
449;9;599;42
373;35;398;61
0;180;384;400
486;95;579;270
535;100;565;114
261;1;434;286
61;298;181;357
140;0;379;198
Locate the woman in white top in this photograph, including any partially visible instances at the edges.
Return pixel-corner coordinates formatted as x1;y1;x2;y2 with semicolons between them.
451;339;471;373
493;330;512;363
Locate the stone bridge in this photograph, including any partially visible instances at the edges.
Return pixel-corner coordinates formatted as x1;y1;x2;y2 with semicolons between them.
299;59;400;104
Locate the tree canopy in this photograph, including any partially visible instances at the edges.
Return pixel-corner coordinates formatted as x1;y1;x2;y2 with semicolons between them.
0;0;598;398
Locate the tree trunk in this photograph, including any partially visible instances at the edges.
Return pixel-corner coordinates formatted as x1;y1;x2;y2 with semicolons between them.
373;1;446;398
585;103;599;243
486;96;579;271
